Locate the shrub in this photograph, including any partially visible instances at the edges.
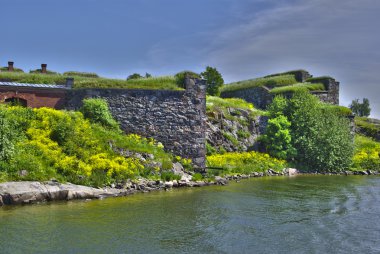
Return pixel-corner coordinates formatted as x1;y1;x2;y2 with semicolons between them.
174;71;201;88
80;98;119;129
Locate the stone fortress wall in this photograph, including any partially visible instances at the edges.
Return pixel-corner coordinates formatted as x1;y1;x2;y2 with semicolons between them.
221;70;340;109
65;78;207;169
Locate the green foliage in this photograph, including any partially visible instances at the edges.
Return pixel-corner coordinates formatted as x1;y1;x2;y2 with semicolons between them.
222;131;239;146
0;111;16;160
352;135;380;170
191;173;203;181
160;171;181;181
201;66;224;96
127;73;143;80
63;71;99;78
0;106;173;186
237;130;251;139
206;96;255;111
207;151;287;175
266;92;354;172
321;105;353;117
206;142;217;156
174;71;201;88
222;74;297;93
355;117;380;140
349;98;371;117
306;76;334;83
269;83;325;94
81;98;119;130
0;72;180;90
263;115;296;160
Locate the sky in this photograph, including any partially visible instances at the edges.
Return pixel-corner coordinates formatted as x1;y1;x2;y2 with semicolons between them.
1;0;379;118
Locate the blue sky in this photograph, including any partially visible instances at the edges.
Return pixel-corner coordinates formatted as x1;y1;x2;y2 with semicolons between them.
1;0;380;117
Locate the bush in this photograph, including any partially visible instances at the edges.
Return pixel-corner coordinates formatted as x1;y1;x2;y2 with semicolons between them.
174;71;201;88
80;98;119;129
161;171;181;181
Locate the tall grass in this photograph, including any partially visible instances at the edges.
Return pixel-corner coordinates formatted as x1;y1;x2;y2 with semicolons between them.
269;83;325;94
221;75;297;93
0;72;181;90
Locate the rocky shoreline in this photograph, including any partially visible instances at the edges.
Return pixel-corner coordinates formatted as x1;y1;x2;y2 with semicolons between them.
0;168;378;206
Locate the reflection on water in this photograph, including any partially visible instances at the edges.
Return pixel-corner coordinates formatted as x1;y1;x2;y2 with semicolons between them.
1;176;380;254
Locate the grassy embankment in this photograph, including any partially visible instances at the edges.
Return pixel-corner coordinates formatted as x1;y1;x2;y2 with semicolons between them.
0;71;180;90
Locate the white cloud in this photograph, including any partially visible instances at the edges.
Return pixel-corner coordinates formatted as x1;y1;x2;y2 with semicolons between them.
202;0;380;117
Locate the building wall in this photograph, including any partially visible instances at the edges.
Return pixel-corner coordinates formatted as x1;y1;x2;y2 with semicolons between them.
65;79;207;169
0;88;66;109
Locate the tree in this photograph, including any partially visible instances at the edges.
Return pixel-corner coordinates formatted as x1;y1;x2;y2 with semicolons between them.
266;91;354;172
349;98;371;117
127;73;143;80
201;66;224;96
145;73;152;78
263;115;296;160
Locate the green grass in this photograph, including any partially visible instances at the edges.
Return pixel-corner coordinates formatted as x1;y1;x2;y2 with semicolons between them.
221;74;297;93
63;71;99;78
269;83;325;94
206;96;265;119
321;104;353;116
0;71;181;90
0;67;24;73
306;76;334;83
355;117;380;139
264;69;308;78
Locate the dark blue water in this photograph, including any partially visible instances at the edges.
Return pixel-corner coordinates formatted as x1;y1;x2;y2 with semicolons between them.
1;175;380;254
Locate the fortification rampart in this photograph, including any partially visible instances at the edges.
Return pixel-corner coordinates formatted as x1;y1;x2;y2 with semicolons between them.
65;78;207;169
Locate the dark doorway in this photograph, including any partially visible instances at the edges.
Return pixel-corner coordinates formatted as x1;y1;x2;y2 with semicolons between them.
5;97;27;107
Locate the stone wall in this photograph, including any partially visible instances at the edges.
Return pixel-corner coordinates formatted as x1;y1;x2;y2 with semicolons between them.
309;77;339;105
220;86;273;109
66;78;207;169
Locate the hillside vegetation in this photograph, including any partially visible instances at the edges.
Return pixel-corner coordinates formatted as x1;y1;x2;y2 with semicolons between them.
0;103;179;186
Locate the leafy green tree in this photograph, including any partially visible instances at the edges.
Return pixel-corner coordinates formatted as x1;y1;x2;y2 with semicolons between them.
145;73;152;78
127;73;143;80
201;66;224;96
263;115;296;160
349;98;371;117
